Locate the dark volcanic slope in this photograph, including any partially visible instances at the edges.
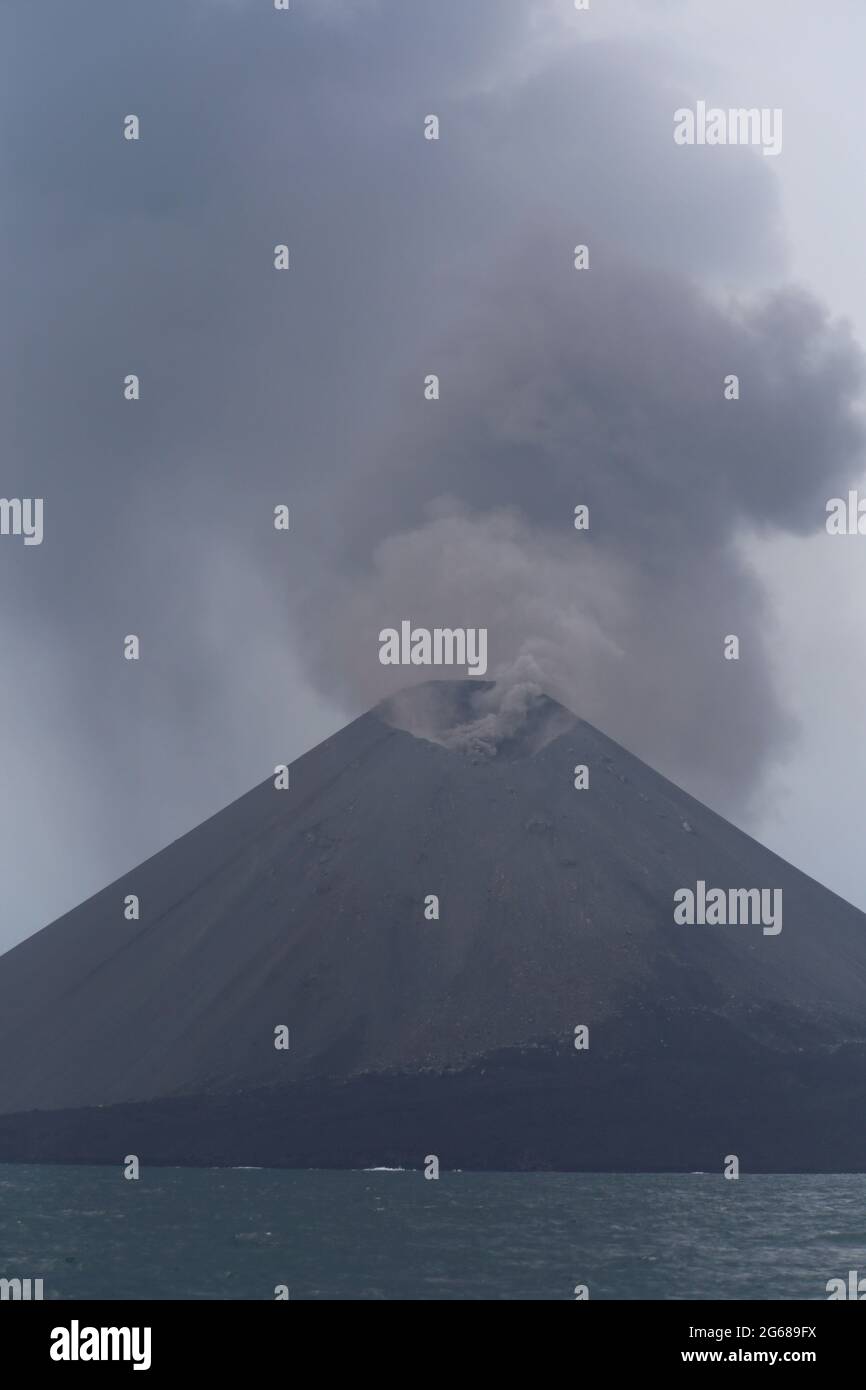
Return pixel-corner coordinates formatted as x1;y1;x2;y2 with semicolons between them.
1;679;865;1170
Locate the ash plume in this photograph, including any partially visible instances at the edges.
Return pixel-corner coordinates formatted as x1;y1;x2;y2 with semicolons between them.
291;29;866;818
380;658;576;759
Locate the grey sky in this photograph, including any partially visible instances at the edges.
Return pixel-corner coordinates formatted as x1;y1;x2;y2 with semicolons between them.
2;0;865;951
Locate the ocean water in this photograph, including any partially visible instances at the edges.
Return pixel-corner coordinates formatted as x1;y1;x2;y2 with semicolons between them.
1;1165;864;1300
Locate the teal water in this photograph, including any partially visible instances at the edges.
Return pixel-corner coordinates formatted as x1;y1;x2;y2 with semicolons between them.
1;1166;864;1300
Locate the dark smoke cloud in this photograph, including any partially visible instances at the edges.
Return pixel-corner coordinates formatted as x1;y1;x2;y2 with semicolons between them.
291;54;865;812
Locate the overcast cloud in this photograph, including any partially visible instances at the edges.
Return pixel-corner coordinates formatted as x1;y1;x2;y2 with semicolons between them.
2;0;865;950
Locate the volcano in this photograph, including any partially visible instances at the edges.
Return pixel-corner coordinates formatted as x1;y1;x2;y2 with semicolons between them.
0;679;865;1171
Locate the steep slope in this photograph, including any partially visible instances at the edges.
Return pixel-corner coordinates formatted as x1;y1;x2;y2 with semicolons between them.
0;679;865;1170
